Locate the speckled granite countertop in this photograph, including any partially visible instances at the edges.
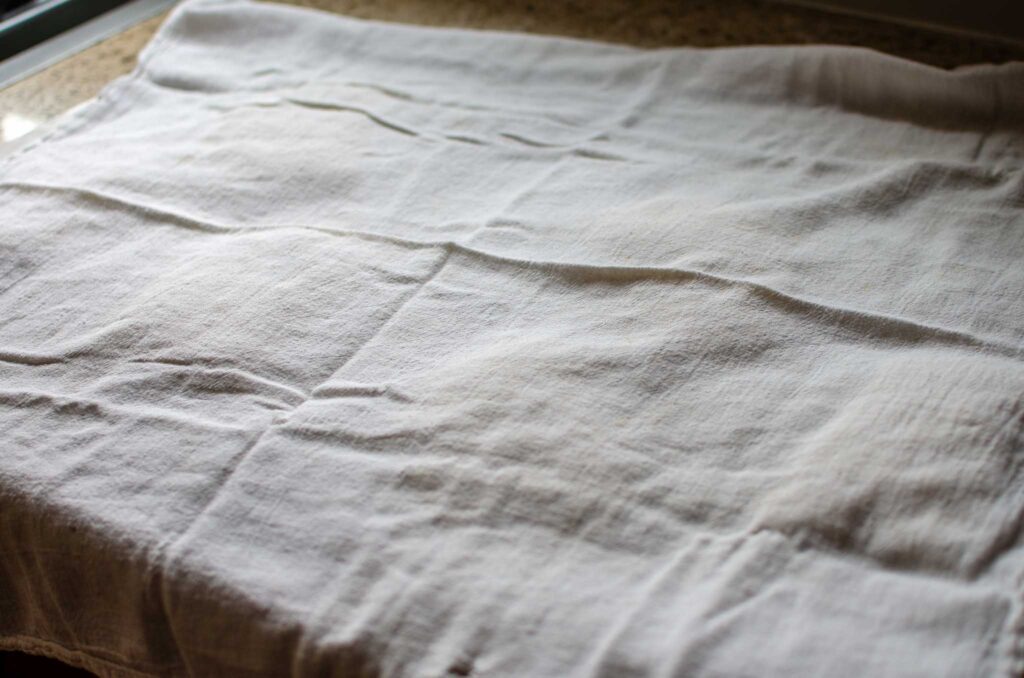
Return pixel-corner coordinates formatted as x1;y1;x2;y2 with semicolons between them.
1;0;1022;140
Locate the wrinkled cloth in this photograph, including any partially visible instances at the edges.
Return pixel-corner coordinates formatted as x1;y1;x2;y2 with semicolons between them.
1;1;1023;676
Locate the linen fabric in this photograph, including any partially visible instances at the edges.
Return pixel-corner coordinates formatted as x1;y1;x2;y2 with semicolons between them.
1;1;1023;675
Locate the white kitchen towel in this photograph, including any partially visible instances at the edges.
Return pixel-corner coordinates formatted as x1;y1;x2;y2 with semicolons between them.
1;1;1023;675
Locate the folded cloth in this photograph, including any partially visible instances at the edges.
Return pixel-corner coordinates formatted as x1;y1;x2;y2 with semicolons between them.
1;1;1023;675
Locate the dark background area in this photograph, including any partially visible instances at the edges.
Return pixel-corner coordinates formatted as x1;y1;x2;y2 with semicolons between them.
1;651;96;677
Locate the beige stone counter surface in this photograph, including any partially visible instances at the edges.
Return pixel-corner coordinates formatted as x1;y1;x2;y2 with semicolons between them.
1;0;1023;142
